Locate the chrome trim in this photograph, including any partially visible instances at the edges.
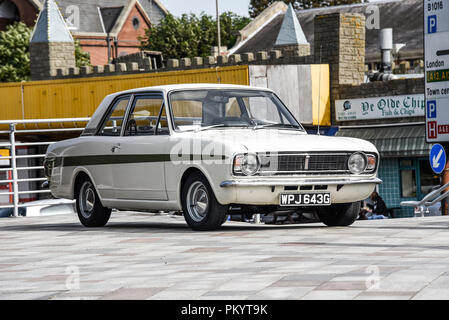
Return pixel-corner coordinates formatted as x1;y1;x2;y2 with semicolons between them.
220;177;382;188
304;154;310;170
257;170;349;174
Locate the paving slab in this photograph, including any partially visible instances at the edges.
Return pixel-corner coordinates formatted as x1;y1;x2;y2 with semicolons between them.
0;212;448;300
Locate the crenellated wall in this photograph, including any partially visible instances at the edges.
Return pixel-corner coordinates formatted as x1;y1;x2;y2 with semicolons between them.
47;47;316;80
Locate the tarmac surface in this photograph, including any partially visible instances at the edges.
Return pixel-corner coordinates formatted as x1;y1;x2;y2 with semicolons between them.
1;212;449;300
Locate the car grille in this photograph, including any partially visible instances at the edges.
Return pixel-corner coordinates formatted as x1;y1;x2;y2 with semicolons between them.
258;152;351;175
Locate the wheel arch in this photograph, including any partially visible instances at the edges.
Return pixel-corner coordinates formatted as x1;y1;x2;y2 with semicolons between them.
178;166;220;205
179;167;206;199
71;168;102;202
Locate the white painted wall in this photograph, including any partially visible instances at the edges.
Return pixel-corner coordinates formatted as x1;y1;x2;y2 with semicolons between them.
249;64;314;125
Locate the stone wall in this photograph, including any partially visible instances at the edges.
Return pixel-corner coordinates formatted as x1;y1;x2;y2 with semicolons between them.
30;42;76;80
314;13;365;86
48;48;317;80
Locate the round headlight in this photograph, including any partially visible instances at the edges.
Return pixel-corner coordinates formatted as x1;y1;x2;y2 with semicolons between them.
241;154;260;176
348;153;367;174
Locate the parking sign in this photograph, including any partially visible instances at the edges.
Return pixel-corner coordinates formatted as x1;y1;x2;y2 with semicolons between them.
427;100;437;118
428;15;437;33
425;0;449;142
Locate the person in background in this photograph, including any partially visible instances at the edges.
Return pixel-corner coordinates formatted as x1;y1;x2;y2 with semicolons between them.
359;191;388;220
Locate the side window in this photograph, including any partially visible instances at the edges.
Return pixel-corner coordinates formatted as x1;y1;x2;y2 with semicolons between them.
124;95;167;136
98;96;130;136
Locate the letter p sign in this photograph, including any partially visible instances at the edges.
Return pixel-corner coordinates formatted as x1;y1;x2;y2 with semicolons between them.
427;100;437;119
428;15;437;34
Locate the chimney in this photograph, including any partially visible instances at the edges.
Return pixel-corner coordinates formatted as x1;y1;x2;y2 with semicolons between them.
379;28;393;73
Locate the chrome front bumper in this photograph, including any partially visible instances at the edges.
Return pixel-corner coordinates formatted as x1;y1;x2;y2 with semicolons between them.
220;177;382;188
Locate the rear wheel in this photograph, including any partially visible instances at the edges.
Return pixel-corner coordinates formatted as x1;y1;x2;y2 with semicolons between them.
181;172;228;231
317;202;361;227
75;177;111;227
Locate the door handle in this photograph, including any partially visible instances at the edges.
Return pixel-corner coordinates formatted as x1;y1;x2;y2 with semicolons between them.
111;145;121;152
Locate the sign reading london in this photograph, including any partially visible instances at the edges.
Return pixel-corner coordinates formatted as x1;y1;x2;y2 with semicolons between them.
425;0;449;142
335;94;424;121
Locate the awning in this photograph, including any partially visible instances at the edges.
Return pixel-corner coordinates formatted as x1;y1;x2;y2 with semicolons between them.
335;124;431;158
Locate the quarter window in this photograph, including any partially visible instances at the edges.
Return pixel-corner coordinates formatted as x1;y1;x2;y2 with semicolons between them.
98;96;130;136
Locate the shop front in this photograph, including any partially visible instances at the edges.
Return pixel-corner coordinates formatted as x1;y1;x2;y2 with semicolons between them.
334;93;440;217
336;124;438;217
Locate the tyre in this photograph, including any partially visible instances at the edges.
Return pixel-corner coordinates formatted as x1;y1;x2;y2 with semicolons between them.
317;201;361;227
75;177;111;227
181;172;228;231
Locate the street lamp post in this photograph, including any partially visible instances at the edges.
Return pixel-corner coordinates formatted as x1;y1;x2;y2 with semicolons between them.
216;0;221;56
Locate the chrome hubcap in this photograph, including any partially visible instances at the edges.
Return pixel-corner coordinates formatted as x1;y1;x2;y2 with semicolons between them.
186;181;209;222
79;182;95;219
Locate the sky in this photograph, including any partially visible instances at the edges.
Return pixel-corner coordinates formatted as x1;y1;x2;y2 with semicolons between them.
160;0;383;18
160;0;251;18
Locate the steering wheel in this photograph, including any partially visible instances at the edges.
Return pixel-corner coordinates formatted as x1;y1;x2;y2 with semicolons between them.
127;119;137;136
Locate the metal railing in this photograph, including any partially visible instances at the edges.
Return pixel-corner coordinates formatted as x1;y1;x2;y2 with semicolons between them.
0;118;90;217
400;182;449;216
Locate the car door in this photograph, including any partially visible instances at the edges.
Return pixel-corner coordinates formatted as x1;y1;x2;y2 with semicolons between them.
86;94;131;200
111;93;169;200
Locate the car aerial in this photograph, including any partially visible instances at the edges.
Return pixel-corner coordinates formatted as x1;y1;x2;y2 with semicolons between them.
44;83;381;231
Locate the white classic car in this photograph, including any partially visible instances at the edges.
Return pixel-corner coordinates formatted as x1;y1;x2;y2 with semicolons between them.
44;84;381;230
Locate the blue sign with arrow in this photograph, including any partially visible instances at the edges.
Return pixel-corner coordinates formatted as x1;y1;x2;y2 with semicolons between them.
430;144;446;174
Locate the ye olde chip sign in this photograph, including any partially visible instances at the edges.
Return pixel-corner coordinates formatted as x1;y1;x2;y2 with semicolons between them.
425;0;449;142
335;94;425;121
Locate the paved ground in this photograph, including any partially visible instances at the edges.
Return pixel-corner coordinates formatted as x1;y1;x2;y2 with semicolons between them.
0;212;449;300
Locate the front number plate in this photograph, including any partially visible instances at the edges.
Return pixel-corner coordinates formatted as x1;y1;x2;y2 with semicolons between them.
279;193;331;206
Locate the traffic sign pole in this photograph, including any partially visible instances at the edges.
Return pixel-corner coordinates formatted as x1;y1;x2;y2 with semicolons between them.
443;145;449;215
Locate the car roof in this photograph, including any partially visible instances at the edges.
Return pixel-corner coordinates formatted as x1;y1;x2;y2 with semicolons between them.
109;83;274;97
83;84;275;134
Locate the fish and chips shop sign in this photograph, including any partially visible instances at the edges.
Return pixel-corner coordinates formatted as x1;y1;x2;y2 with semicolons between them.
335;94;425;121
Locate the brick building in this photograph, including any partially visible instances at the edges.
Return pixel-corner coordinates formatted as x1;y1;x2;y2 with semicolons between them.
0;0;168;65
0;0;40;30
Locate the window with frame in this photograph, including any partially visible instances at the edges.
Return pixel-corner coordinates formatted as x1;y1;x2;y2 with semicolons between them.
98;96;130;136
124;95;168;136
400;159;416;198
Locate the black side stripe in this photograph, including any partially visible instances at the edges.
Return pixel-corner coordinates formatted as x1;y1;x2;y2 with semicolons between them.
59;154;228;166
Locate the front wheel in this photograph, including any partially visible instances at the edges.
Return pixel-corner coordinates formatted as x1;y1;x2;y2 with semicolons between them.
181;172;228;231
75;178;111;227
316;202;361;227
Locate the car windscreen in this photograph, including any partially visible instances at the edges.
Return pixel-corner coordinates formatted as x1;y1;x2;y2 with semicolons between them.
168;89;304;132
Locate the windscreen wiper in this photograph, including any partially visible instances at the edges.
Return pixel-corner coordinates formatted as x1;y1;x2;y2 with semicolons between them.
252;123;302;130
196;124;227;131
197;124;250;132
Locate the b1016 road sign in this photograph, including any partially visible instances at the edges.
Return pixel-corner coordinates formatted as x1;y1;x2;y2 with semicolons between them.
429;143;446;174
425;0;449;142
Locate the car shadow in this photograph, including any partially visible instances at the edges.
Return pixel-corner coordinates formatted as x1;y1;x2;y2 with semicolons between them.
0;219;328;234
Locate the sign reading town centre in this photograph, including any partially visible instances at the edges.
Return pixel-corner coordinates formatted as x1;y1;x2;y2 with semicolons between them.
335;94;425;121
425;0;449;142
